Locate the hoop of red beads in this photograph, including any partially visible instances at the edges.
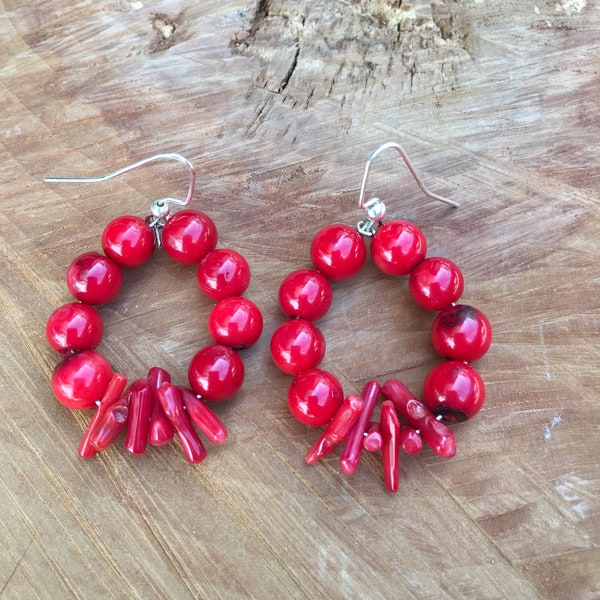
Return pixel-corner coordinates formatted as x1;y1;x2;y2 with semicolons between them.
270;143;492;492
45;154;263;463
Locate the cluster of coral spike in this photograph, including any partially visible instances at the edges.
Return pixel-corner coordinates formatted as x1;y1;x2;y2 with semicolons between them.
46;210;262;462
270;219;492;491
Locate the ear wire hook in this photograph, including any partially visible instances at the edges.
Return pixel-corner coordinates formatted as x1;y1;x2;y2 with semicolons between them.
356;141;459;236
45;152;196;222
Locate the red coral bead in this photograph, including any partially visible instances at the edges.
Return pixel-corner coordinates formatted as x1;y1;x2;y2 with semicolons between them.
46;302;104;353
310;224;366;280
431;304;492;362
423;361;486;422
197;248;251;300
51;350;113;409
161;210;218;264
66;252;123;305
208;296;263;349
101;215;155;268
370;220;426;276
278;269;333;321
409;257;464;311
188;344;244;401
270;319;326;375
287;368;344;427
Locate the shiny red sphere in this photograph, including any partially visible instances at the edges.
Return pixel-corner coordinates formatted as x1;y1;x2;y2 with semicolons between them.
278;269;332;321
431;304;492;362
287;368;344;426
208;296;263;349
66;252;123;305
370;220;426;276
310;224;366;280
423;361;485;422
197;248;251;300
51;350;113;409
270;319;326;375
188;344;244;401
102;215;155;268
46;302;104;353
409;257;464;311
162;210;218;264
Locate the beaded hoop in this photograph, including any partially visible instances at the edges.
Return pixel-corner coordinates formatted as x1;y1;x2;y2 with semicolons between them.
45;154;263;463
270;142;492;492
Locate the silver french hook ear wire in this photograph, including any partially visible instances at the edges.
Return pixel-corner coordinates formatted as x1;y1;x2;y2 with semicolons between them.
356;141;459;236
45;152;196;247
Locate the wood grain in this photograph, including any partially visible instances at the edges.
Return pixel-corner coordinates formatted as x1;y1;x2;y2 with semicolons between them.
1;1;599;598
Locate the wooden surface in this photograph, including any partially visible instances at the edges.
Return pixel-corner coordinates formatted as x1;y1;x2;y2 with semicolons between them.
1;1;599;598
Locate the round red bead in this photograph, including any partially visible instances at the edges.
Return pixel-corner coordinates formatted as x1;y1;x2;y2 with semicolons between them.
423;361;485;422
101;215;155;268
208;296;263;349
270;319;326;375
162;210;218;264
287;368;344;427
46;302;104;354
197;248;251;300
278;269;333;321
66;252;123;305
409;257;464;311
51;350;113;410
370;220;426;276
431;304;492;362
188;344;244;401
310;224;366;280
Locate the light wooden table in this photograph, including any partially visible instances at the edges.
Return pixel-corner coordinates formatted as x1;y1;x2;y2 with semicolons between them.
1;1;598;598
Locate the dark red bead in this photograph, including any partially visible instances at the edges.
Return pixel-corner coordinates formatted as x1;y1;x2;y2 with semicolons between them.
409;257;464;311
51;350;113;410
188;344;244;401
161;210;218;264
101;215;155;268
380;400;401;493
310;224;366;280
278;269;332;321
370;220;426;276
287;368;344;427
423;361;486;422
197;248;251;300
66;252;123;305
270;319;326;375
46;302;104;353
208;296;263;349
431;304;492;362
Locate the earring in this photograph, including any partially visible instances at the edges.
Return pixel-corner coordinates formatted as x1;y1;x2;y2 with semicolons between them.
45;153;263;463
270;142;491;492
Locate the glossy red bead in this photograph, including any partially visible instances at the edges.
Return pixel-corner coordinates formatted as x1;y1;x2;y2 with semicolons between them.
310;224;366;280
197;248;251;300
51;350;113;410
66;252;123;305
287;368;344;427
423;361;486;422
370;220;426;276
409;257;464;311
278;269;333;321
188;344;245;401
431;304;492;362
270;319;326;375
101;215;155;268
208;296;263;349
161;210;218;264
46;302;104;353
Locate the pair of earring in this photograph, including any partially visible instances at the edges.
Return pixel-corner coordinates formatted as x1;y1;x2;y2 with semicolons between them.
45;143;491;491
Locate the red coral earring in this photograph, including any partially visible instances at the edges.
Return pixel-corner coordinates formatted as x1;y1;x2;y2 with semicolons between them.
270;142;492;492
45;153;262;462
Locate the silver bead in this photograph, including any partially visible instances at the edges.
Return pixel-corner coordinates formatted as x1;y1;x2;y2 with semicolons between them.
364;197;386;222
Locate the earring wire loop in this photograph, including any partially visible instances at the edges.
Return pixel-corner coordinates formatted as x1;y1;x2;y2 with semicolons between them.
45;152;196;210
358;142;459;209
